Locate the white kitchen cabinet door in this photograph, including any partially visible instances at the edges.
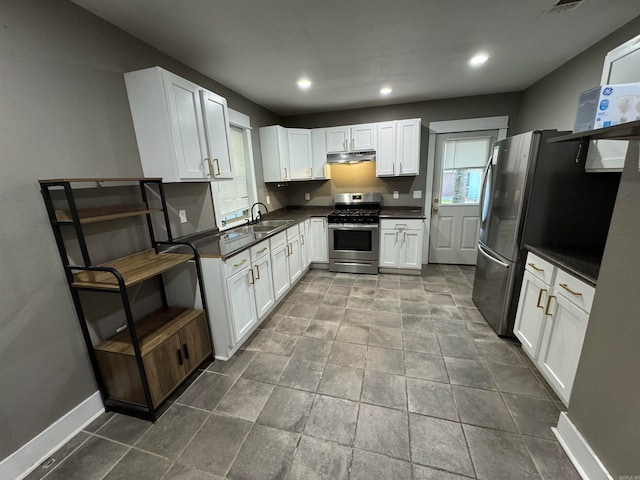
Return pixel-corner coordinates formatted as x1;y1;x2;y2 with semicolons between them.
351;124;377;151
271;243;290;301
311;128;330;179
309;217;329;263
376;122;397;177
396;119;421;175
399;229;423;269
200;89;233;179
227;267;257;344
287;235;303;284
379;229;400;268
288;129;312;180
326;127;350;153
252;255;275;320
260;126;291;182
513;271;549;359
300;220;312;269
537;294;590;405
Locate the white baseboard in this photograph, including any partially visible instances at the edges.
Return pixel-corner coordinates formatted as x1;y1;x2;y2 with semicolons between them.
553;412;613;480
0;391;104;480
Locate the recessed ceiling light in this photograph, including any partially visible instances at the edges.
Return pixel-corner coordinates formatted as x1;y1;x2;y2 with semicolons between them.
297;78;312;89
380;87;393;95
469;54;489;66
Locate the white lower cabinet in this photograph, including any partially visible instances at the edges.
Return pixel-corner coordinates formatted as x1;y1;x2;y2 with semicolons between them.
309;217;329;263
379;219;424;271
270;232;290;302
286;226;303;284
514;251;595;406
226;264;257;344
301;220;311;269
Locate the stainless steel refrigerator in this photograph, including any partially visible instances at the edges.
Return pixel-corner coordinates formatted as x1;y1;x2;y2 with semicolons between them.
472;130;620;336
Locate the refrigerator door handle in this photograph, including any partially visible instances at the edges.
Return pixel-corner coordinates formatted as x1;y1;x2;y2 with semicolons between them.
479;156;493;222
477;243;510;268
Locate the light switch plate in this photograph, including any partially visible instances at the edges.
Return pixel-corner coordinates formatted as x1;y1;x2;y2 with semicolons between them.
179;209;187;224
304;192;310;200
266;195;271;205
393;191;399;199
413;190;422;199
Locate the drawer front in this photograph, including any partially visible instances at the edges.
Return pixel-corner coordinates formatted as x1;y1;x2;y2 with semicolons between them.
553;269;595;312
525;252;555;284
380;219;423;231
224;250;251;277
287;225;299;239
270;231;287;249
250;240;270;262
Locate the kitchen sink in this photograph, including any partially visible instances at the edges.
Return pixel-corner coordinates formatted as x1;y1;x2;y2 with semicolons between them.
231;220;293;234
258;219;293;227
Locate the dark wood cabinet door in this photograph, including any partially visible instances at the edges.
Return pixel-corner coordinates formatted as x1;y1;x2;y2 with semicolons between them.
143;333;185;407
180;313;212;374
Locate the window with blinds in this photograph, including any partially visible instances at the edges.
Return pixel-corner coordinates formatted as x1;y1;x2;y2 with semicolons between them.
441;136;491;205
217;126;251;222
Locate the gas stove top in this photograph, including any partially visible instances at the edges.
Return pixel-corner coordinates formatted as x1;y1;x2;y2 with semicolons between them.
328;193;382;224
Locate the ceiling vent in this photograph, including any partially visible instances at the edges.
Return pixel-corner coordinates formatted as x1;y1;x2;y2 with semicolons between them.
546;0;585;13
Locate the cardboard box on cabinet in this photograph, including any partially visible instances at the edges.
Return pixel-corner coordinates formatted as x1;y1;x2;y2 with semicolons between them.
573;82;640;132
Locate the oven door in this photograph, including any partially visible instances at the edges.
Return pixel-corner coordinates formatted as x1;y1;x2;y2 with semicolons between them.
328;223;379;262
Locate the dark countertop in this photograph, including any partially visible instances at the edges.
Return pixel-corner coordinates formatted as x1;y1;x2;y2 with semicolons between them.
524;245;602;287
380;207;426;219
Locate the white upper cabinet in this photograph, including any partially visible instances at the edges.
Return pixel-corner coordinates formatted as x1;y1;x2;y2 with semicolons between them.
260;126;312;182
377;119;421;177
326;124;377;153
124;67;232;183
311;128;331;180
287;129;313;180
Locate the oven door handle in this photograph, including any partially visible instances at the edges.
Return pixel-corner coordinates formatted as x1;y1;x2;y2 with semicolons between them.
328;224;379;230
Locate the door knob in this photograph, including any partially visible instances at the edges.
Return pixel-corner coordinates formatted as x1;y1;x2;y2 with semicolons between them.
432;206;439;213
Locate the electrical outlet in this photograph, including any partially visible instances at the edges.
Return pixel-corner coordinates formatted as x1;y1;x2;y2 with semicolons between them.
413;190;422;199
266;195;271;205
304;192;311;201
179;209;187;223
393;191;399;199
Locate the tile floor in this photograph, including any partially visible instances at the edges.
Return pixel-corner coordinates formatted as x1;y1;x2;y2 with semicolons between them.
27;265;582;480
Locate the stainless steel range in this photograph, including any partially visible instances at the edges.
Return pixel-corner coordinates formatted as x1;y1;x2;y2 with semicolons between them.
328;193;381;274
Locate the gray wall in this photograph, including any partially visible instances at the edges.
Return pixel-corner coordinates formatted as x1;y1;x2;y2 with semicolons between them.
515;17;640;477
0;0;280;460
281;94;522;207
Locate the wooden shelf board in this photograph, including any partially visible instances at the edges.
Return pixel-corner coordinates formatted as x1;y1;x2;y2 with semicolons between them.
39;177;162;184
548;120;640;143
95;307;205;356
72;249;193;290
55;205;163;224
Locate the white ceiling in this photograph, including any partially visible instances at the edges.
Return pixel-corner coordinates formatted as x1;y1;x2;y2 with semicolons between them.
73;0;640;116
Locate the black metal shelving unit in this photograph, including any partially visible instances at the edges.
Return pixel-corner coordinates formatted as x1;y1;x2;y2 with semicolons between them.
39;177;213;421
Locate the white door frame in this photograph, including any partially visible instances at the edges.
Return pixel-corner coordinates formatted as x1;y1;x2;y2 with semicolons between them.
423;116;509;264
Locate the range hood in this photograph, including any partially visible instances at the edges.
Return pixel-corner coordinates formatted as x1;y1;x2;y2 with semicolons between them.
327;150;376;164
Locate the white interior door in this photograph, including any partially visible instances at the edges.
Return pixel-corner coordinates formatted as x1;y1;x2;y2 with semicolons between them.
428;130;497;265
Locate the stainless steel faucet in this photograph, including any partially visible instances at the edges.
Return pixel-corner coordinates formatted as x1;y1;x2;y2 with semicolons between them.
250;202;269;223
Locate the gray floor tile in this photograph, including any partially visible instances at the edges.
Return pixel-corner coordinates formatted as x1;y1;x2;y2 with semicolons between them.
44;436;128;480
409;414;475;478
333;277;356;286
424;293;456;306
452;294;474;307
475;339;524;366
272;302;294;316
26;432;90;480
464;424;540;480
207;349;256;376
261;332;300;356
350;449;412;480
423;283;452;294
366;346;404;375
314;305;346;322
304;395;359;445
323;293;349;306
486;362;549;397
328;341;367;368
318;364;364;401
293;336;333;362
276;316;311;335
304;283;330;295
355;404;410;460
228;424;299;480
260;313;286;331
400;289;427;301
241;352;290;384
402;314;435;332
103;448;171;480
433;319;471;337
82;412;114;433
288;303;319;319
503;393;560;440
361;370;407;410
374;298;402;312
375;288;400;300
444;356;496;390
353;278;377;287
407;378;458;421
257;386;314;432
458;306;485;323
136;404;209;459
412;464;473;479
278;357;325;392
296;292;326;305
347;297;374;310
350;286;376;298
465;320;498;339
452;385;517;432
335;324;370;344
403;330;441;354
215;378;274;421
404;351;448;383
371;310;403;328
343;308;372;325
304;320;339;339
431;305;463;321
244;328;272;351
288;435;352;480
179;414;251;475
177;371;236;410
377;280;400;290
96;413;151;445
368;326;403;349
163;462;225;479
525;436;582;480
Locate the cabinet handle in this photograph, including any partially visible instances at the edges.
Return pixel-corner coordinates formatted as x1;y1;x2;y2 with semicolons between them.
176;349;183;365
559;283;582;296
536;288;547;308
309;167;312;177
255;264;260;280
234;258;247;267
544;295;556;316
301;234;305;245
403;231;406;243
343;139;347;151
392;162;395;174
284;167;288;179
258;247;268;254
214;158;221;176
351;138;354;150
249;268;255;285
527;262;544;272
399;162;402;174
395;231;398;242
182;343;190;359
206;158;214;177
288;243;293;255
